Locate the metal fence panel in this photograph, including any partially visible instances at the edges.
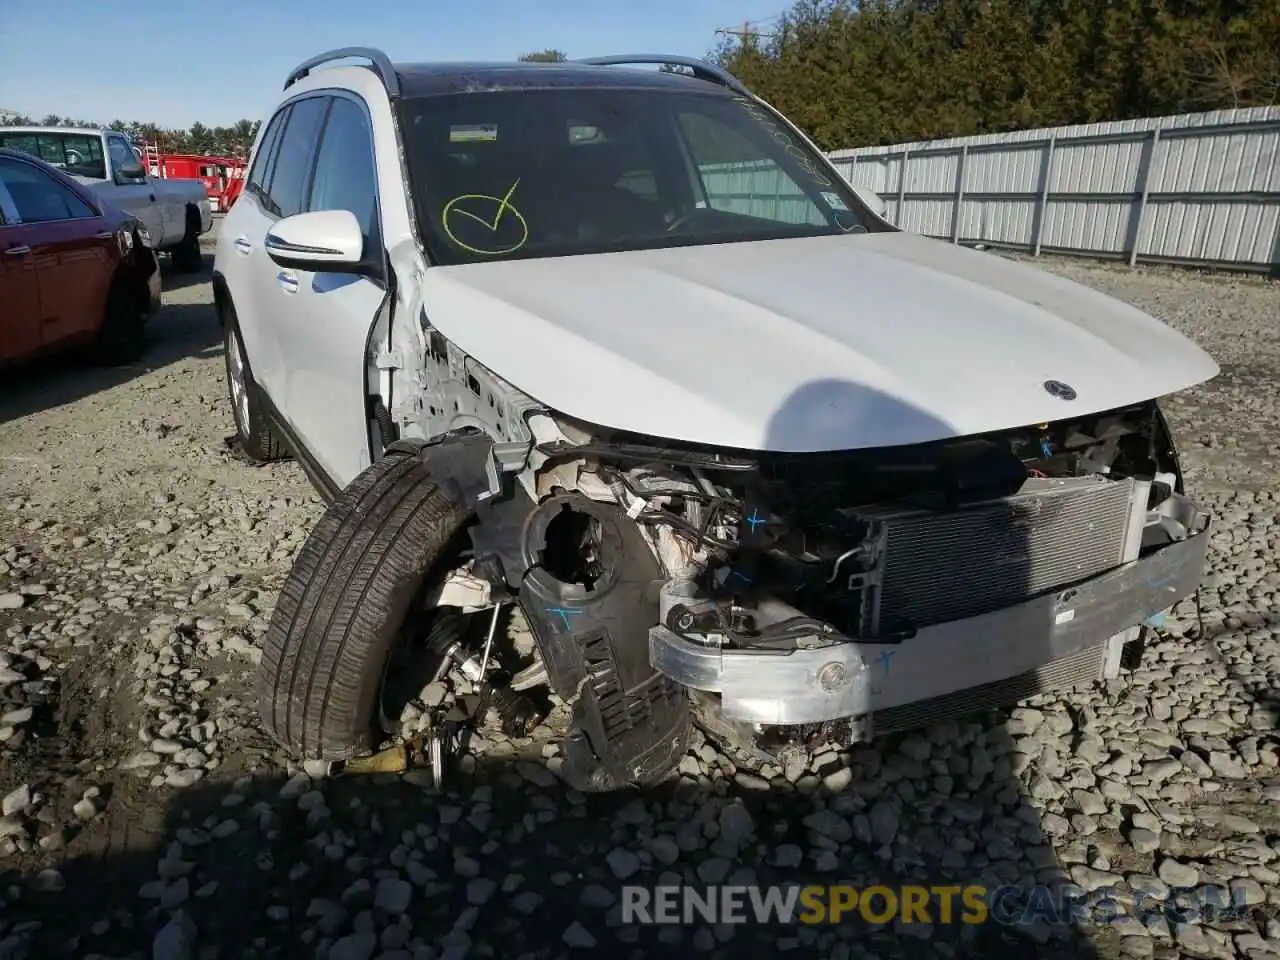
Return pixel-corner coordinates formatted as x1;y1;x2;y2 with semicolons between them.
818;106;1280;271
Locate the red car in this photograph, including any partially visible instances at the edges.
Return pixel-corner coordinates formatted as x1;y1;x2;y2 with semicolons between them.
0;147;162;366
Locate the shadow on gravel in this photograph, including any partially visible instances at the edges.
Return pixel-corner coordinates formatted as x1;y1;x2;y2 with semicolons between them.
1194;611;1280;732
0;298;223;427
158;253;217;294
3;749;1102;960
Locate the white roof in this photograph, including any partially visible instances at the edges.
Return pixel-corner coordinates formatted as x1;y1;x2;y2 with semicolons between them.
1;126;108;137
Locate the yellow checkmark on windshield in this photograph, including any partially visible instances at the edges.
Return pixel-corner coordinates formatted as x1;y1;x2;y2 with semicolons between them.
450;178;521;231
442;180;529;255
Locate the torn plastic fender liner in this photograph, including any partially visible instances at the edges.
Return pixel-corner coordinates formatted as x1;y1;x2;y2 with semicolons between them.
517;494;691;791
386;430;504;505
386;440;691;790
385;433;532;598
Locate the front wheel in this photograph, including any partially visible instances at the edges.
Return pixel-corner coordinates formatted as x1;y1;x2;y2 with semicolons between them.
257;451;471;760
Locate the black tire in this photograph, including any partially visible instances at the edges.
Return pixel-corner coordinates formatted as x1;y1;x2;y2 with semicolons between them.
170;210;203;273
91;281;145;365
258;451;471;760
223;317;287;462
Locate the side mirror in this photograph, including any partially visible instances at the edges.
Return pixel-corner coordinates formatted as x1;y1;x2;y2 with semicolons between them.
114;161;147;185
264;210;366;273
850;184;889;220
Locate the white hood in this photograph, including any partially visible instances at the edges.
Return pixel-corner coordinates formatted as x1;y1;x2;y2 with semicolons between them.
419;232;1219;452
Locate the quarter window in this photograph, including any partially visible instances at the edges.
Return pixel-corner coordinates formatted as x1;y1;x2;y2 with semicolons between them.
308;97;380;252
0;157;98;222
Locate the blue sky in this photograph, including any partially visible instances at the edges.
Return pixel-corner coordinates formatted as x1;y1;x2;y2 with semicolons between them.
0;0;784;129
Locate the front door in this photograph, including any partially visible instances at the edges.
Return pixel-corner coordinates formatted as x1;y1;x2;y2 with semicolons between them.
269;94;386;489
104;134;165;244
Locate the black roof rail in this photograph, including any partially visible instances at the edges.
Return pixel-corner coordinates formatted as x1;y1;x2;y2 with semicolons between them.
285;47;401;98
575;55;750;96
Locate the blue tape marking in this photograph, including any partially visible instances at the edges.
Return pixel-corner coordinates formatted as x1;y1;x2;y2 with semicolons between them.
871;649;896;678
545;607;583;631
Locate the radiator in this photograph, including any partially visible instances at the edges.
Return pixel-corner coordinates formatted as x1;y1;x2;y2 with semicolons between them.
860;476;1137;636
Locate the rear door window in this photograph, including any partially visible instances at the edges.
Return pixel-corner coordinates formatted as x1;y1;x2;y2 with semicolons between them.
0;132;106;180
245;109;288;211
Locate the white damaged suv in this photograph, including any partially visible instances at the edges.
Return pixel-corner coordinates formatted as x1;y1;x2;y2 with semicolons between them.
214;48;1219;791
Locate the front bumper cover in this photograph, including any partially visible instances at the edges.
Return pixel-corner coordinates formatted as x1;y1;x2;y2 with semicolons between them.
650;501;1211;726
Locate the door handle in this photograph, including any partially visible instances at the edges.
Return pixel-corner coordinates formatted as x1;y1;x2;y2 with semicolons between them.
149;194;156;202
95;231;114;239
233;236;252;255
4;245;30;256
277;271;299;294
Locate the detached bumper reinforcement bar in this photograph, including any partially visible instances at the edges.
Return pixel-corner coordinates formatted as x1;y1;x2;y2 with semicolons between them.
649;525;1211;725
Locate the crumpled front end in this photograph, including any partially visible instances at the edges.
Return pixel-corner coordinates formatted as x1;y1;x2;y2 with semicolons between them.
390;306;1214;783
649;473;1209;739
517;399;1211;759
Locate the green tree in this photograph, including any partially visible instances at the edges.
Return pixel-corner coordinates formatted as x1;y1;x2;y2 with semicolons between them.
187;121;213;154
714;0;1280;149
519;49;568;62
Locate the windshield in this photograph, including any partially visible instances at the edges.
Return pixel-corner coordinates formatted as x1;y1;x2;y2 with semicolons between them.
0;132;106;180
397;87;878;266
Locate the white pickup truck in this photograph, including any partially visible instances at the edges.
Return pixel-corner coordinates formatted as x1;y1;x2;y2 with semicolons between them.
0;127;212;271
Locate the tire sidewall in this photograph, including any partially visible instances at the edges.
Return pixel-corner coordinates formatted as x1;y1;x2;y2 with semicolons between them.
224;322;251;439
94;282;144;365
221;303;277;461
172;214;203;272
258;451;472;759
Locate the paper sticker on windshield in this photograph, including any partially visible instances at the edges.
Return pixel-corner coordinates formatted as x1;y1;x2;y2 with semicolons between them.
822;191;850;211
450;124;498;143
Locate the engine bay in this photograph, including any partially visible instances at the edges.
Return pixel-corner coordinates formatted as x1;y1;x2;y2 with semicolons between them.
529;400;1188;655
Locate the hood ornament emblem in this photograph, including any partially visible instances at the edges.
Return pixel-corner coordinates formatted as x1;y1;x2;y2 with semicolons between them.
1043;380;1077;400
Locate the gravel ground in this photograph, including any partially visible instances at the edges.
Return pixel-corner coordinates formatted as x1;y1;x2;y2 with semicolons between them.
0;230;1278;960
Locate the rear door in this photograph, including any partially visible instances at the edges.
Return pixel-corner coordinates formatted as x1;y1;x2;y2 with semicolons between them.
271;93;387;487
0;155;116;350
0;176;41;362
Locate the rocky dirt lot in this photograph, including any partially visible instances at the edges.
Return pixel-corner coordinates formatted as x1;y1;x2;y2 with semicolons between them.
0;231;1278;960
